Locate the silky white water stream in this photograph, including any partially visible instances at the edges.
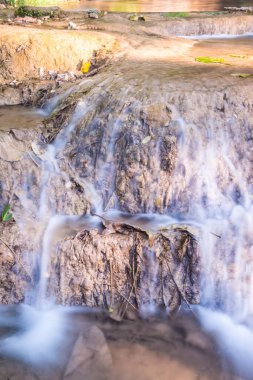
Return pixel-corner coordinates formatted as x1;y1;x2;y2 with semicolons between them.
0;72;253;378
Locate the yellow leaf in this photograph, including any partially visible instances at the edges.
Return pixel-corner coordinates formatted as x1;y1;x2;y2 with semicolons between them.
81;60;91;74
195;56;225;64
155;197;161;208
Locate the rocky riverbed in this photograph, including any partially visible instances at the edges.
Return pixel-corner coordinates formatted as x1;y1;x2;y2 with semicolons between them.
0;8;253;379
1;7;253;307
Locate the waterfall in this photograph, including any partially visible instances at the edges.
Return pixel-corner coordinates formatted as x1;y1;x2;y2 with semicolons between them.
1;51;253;378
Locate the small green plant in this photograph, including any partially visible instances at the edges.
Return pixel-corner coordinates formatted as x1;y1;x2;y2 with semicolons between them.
4;0;16;6
201;11;226;15
195;56;225;64
231;73;253;78
1;204;13;222
162;12;189;18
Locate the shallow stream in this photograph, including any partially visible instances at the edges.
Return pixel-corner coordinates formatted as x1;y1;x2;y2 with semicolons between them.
0;106;44;132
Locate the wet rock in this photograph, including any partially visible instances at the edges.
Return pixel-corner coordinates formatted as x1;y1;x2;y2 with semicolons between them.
0;85;23;105
68;21;77;30
39;67;45;78
56;73;69;82
128;14;138;21
0;81;56;106
0;213;199;308
88;12;99;19
48;69;57;79
0;129;36;161
141;103;172;128
9;80;19;87
0;224;35;303
87;8;100;19
0;358;41;380
185;330;213;351
68;71;76;80
51;223;199;312
64;326;112;380
224;6;253;13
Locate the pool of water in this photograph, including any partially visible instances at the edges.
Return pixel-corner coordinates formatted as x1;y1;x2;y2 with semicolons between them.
14;0;253;13
0;305;236;380
0;105;44;132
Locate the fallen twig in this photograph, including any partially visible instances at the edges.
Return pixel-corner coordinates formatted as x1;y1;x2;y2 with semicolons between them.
109;259;114;308
0;238;15;255
210;232;221;239
104;282;138;312
163;254;197;317
120;259;140;318
0;238;33;284
115;289;138;312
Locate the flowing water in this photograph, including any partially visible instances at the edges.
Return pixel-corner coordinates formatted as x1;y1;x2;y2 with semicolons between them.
1;31;253;379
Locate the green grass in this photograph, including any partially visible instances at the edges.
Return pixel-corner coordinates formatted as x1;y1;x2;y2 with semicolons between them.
162;12;189;18
1;204;13;222
201;11;226;15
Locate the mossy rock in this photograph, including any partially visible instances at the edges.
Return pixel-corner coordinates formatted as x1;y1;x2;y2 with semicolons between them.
15;5;61;18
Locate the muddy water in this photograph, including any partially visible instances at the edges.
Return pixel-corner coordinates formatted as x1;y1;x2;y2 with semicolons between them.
0;306;233;380
15;0;253;12
0;106;44;132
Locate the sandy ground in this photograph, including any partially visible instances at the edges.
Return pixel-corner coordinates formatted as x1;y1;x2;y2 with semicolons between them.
0;24;117;84
0;12;253;87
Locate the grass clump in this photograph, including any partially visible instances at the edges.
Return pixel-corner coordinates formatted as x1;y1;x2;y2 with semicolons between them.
162;12;189;18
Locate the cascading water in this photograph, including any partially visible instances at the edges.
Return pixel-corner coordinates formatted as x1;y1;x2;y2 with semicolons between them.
166;111;253;378
167;113;253;315
1;50;253;380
